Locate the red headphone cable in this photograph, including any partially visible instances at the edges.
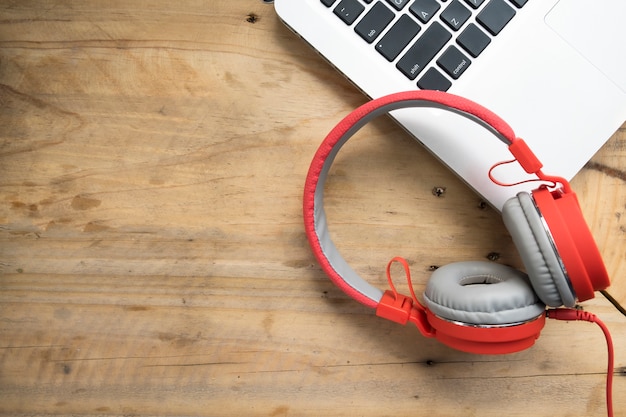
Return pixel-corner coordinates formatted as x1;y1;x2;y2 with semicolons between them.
547;309;615;417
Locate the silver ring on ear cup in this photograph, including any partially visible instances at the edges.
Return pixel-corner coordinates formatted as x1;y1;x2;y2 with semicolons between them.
423;261;546;326
502;192;576;307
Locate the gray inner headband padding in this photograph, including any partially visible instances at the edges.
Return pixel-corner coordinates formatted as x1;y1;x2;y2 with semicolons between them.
314;99;514;305
423;261;546;325
502;193;575;307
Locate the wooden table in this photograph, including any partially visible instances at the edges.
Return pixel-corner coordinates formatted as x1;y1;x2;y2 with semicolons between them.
1;2;625;416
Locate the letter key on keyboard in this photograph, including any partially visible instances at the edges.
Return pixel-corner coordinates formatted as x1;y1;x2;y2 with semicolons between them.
477;0;516;35
441;0;472;31
409;0;441;24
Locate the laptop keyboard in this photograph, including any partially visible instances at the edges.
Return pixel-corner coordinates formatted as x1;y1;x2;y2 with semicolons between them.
322;0;527;91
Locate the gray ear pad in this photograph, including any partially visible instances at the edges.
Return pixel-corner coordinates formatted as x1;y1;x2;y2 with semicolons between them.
502;193;576;307
423;261;546;325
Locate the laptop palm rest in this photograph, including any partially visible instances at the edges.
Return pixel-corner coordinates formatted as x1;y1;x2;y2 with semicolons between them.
545;0;626;93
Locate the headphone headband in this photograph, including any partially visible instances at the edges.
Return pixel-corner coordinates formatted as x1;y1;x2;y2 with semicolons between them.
303;90;536;308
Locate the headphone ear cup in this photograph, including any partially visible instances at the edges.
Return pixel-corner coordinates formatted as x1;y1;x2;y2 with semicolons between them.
423;261;546;325
502;192;576;307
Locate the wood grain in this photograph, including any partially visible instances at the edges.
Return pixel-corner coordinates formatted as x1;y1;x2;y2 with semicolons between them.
1;1;625;416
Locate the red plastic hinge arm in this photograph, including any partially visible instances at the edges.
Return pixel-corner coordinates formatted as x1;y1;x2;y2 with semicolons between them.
376;290;435;338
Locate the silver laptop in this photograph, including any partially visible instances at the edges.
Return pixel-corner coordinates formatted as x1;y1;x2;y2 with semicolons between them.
275;0;626;210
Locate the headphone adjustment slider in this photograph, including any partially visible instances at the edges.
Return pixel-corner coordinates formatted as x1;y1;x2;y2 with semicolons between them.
509;138;543;174
376;290;435;337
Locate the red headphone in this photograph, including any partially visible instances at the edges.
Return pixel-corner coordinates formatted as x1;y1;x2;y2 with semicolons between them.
303;90;611;355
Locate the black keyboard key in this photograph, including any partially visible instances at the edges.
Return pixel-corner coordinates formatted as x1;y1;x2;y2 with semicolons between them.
355;2;395;43
457;23;491;57
441;0;472;31
333;0;365;25
321;0;336;7
437;46;471;79
509;0;528;7
418;68;451;91
477;0;515;35
397;21;451;79
463;0;486;9
385;0;411;11
409;0;441;24
376;14;421;61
